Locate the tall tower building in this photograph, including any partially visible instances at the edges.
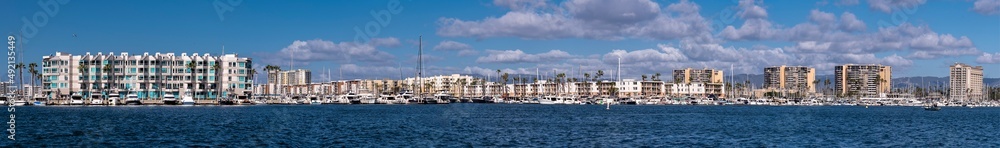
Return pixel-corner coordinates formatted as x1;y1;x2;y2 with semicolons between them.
949;63;984;103
672;68;724;84
763;65;816;93
835;64;891;97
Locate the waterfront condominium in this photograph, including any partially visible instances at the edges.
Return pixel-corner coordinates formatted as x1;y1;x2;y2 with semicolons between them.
763;65;816;93
671;68;726;98
949;63;984;103
834;64;891;97
267;69;311;86
672;68;724;83
41;52;253;100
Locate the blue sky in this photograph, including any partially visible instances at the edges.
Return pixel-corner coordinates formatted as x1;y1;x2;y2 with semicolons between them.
3;0;999;82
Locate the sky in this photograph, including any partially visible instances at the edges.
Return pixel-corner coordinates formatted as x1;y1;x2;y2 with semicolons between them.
3;0;1000;82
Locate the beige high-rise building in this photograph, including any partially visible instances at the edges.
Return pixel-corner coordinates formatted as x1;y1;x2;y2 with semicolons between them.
268;69;311;85
672;68;724;83
949;63;984;102
835;64;891;97
764;65;815;93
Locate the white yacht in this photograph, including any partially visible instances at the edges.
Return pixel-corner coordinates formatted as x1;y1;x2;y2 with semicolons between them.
181;93;196;106
91;97;104;105
378;92;397;104
12;99;27;106
359;93;377;104
107;94;120;106
433;91;452;104
397;91;414;104
162;94;178;105
124;93;142;105
32;96;47;106
69;94;86;105
342;92;359;104
309;95;322;105
539;96;556;105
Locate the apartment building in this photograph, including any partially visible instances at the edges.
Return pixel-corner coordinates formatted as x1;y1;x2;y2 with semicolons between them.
41;52;253;100
763;65;816;93
672;68;724;83
949;63;984;102
834;64;891;97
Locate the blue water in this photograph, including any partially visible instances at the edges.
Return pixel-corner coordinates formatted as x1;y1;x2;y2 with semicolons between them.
2;104;999;147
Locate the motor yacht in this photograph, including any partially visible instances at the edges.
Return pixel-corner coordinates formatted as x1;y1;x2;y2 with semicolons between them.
162;94;178;105
181;93;196;106
124;93;142;105
70;94;86;105
309;95;322;105
32;96;47;106
433;91;452;104
107;94;120;106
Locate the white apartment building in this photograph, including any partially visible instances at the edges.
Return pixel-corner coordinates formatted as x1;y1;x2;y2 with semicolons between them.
669;82;726;98
42;52;253;100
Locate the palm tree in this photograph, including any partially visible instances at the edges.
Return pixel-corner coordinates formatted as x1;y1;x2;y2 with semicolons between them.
102;64;112;99
595;70;604;82
501;72;509;96
641;74;648;81
15;63;24;97
78;63;88;98
584;73;591;82
213;62;222;100
28;63;38;97
654;73;661;81
186;61;197;100
824;78;831;97
248;68;257;99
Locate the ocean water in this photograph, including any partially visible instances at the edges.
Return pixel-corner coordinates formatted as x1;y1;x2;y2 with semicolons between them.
2;104;999;147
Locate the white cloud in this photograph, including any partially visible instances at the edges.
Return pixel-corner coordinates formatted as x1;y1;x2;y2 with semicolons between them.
264;39;395;65
476;49;572;63
432;40;479;56
565;0;660;25
867;0;926;13
977;52;1000;64
973;0;1000;15
369;37;401;47
602;44;688;64
493;0;549;11
738;0;768;19
838;12;866;32
837;0;860;6
437;0;711;40
719;19;778;40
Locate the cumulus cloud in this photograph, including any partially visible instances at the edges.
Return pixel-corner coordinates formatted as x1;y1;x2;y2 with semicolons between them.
493;0;549;11
838;12;866;32
722;7;979;60
369;37;401;47
476;49;572;64
437;0;711;40
603;44;688;64
265;39;395;65
433;40;479;56
977;52;1000;64
837;0;860;6
973;0;1000;15
737;0;768;19
867;0;925;13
